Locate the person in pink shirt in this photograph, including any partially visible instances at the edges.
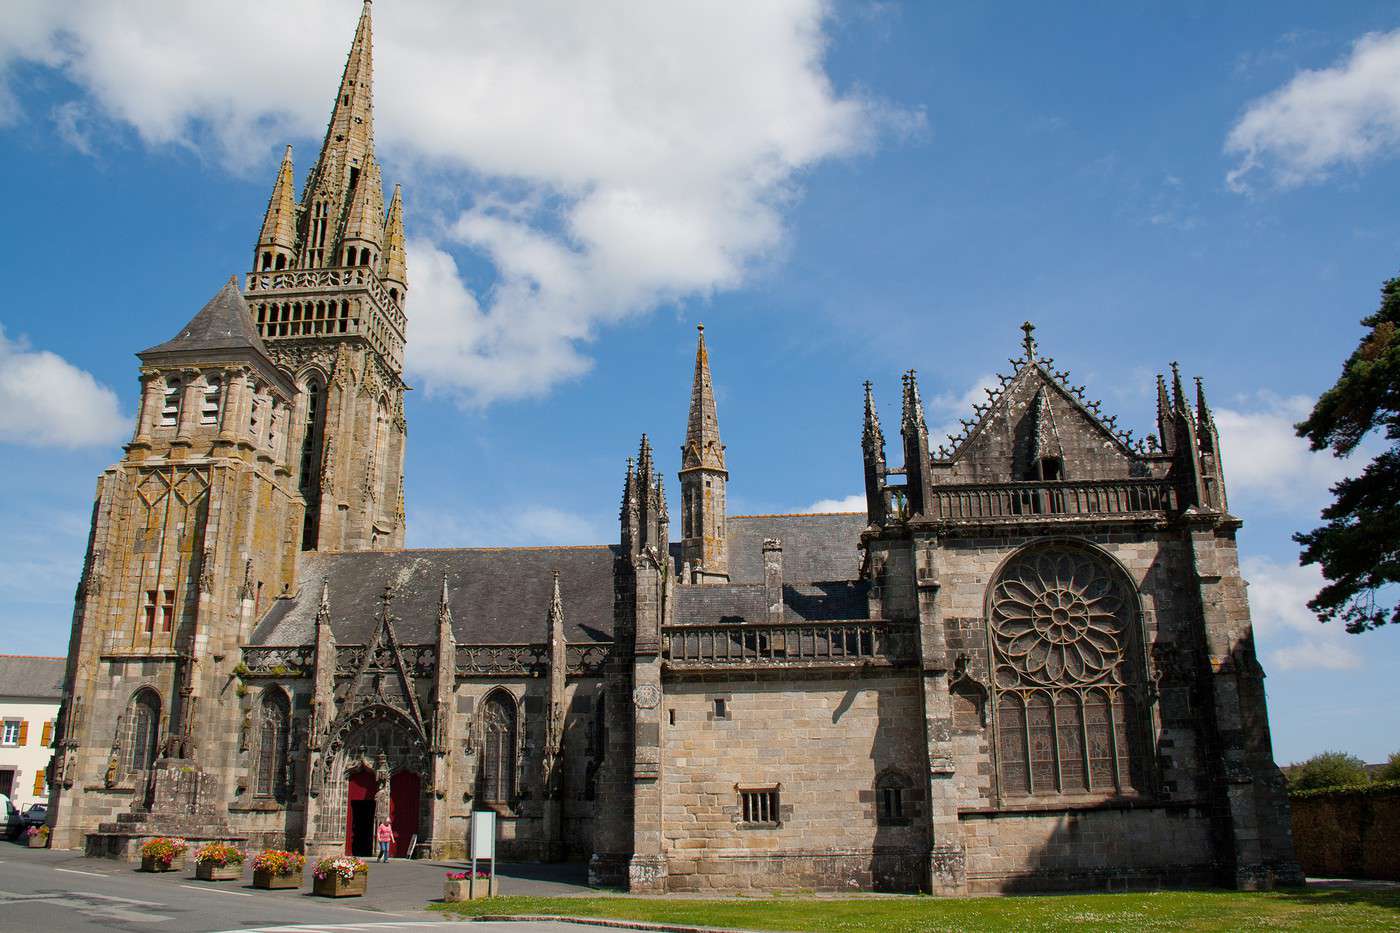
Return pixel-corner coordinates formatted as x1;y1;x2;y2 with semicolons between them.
376;818;395;862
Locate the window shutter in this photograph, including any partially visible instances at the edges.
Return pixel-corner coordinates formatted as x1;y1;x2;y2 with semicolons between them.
41;721;53;747
32;770;45;796
17;721;28;745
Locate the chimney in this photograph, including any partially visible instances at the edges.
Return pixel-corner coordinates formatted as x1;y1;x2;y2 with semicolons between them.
762;538;783;624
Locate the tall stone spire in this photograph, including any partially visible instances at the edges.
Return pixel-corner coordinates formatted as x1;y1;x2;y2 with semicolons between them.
1156;373;1174;454
341;156;386;264
679;324;729;583
254;145;297;270
900;370;931;517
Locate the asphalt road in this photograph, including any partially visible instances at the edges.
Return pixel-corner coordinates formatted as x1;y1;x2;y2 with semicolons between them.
0;844;602;933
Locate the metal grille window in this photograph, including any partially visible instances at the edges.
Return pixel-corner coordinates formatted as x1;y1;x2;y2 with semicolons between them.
478;692;517;804
989;544;1146;799
739;787;779;825
255;690;290;799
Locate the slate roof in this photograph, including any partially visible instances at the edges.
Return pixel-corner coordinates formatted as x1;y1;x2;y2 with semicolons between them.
0;655;65;699
723;513;866;584
673;581;868;626
140;277;272;358
251;547;618;647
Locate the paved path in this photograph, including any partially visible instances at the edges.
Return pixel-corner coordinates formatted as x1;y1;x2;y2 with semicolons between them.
0;840;597;933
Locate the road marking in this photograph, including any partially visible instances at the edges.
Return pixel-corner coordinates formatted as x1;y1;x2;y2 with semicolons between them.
179;883;253;897
54;867;108;877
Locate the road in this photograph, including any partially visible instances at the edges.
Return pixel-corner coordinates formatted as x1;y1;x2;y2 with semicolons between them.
0;844;602;933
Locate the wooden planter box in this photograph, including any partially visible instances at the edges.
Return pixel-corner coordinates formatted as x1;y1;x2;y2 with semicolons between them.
141;854;182;873
27;834;48;849
312;872;367;897
195;861;244;881
444;876;498;901
252;868;302;890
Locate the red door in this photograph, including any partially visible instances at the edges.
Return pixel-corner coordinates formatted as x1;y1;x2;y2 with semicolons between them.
345;768;376;856
389;771;420;858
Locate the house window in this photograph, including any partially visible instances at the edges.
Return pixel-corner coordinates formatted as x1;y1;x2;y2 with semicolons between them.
989;543;1147;799
0;721;19;746
160;377;182;426
200;376;222;425
739;787;779;825
879;785;903;821
478;691;517;805
255;689;290;799
875;770;911;824
124;689;161;773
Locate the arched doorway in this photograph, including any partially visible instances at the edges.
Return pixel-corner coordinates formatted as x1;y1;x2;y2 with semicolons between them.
345;767;376;856
389;771;420;857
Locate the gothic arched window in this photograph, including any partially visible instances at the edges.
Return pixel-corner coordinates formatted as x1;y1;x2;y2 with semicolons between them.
988;543;1148;800
125;689;161;774
478;691;517;804
256;689;290;799
298;374;326;550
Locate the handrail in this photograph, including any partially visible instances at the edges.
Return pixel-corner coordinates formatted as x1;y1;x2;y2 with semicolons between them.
663;620;913;665
926;477;1179;522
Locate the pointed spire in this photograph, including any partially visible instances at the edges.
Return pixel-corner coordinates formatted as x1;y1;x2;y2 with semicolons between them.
901;370;927;435
548;570;565;631
1155;373;1174;454
1195;377;1217;452
342;156;385;253
862;380;885;452
382;183;407;294
637;434;654;491
437;573;453;628
326;1;375;162
682;324;725;472
620;456;637;517
655;470;668;522
1170;361;1188;415
256;145;297;256
316;576;332;628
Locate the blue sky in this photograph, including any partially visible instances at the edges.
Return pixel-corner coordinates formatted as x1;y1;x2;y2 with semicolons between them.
2;1;1398;764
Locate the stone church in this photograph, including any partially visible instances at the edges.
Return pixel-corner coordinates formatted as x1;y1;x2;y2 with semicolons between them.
47;1;1301;894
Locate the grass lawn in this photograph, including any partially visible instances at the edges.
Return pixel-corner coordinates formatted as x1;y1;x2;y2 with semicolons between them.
432;887;1400;931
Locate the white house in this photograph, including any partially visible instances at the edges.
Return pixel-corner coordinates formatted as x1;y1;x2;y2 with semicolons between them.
0;656;64;811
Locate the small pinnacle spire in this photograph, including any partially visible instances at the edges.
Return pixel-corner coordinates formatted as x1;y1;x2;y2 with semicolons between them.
1194;376;1213;425
438;573;450;611
383;183;407;293
901;370;927;434
256;145;297;256
1170;361;1187;413
1029;387;1063;465
1021;321;1037;361
548;570;564;627
637;434;654;486
342;156;386;251
862;380;884;451
683;322;724;472
1155;374;1174;454
316;576;331;626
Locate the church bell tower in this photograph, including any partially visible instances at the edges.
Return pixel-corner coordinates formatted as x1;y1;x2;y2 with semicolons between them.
245;0;409;552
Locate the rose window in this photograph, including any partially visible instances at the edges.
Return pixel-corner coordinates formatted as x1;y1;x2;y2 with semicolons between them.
990;547;1129;687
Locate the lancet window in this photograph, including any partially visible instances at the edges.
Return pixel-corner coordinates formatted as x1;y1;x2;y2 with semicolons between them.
478;691;517;805
988;543;1148;800
124;688;161;774
255;689;290;799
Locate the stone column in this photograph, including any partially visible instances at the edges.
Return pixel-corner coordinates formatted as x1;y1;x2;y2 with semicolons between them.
129;369;164;451
762;539;783;623
914;535;966;894
628;558;668;893
173;368;202;448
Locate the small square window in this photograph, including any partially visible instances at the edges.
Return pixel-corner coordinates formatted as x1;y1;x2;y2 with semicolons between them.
878;785;904;822
739;787;779;826
713;698;726;719
0;721;19;746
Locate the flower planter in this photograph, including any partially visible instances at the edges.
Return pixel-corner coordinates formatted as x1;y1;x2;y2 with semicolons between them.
27;834;48;849
444;876;498;901
195;861;244;881
313;873;367;898
141;854;179;873
253;868;302;890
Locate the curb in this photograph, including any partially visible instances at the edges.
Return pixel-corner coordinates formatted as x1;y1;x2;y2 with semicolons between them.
466;916;769;933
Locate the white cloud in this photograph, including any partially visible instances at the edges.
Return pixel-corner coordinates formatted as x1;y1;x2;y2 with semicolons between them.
1226;28;1400;192
1242;556;1362;671
408;502;602;549
0;326;130;448
1;1;918;406
927;373;998;449
803;494;866;513
1214;392;1351;514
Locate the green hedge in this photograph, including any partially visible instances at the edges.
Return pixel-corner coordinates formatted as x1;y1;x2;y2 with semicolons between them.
1289;778;1400;801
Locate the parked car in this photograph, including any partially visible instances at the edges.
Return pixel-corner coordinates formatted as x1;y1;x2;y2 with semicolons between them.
1;797;21;841
21;804;47;829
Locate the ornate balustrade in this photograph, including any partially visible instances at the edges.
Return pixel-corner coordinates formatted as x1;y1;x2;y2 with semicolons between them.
245;268;404;324
663;621;914;668
926;477;1180;523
